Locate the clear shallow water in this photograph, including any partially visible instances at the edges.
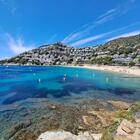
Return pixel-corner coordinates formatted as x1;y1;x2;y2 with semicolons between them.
0;66;140;105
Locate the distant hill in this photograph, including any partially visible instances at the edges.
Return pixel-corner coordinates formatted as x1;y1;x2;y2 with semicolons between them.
0;34;140;66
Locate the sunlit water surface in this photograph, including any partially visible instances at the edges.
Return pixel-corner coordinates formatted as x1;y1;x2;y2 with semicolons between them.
0;66;140;105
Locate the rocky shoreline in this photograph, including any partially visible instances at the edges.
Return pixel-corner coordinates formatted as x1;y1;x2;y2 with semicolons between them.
0;99;140;140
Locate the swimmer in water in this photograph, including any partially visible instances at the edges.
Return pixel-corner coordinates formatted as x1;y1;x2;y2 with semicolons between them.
63;74;67;81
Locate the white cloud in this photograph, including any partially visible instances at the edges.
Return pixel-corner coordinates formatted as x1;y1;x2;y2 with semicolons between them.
62;23;91;44
62;0;136;45
95;9;117;25
106;30;140;42
70;22;140;47
62;32;82;43
6;34;35;55
62;8;117;44
70;33;108;47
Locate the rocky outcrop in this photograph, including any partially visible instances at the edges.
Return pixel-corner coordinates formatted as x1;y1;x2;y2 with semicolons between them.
37;131;102;140
114;109;140;140
114;119;140;140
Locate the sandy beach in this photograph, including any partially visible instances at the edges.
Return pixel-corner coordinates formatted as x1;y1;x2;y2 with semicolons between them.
70;65;140;77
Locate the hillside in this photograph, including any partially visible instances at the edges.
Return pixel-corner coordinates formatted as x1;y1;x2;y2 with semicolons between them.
0;34;140;66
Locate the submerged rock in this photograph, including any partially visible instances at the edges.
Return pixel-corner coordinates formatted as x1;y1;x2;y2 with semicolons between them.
1;99;137;140
107;101;131;110
88;110;117;127
6;120;32;139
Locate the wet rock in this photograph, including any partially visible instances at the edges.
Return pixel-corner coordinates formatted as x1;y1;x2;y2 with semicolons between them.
0;104;19;112
47;104;57;110
7;120;31;139
82;115;102;132
79;100;114;112
9;130;37;140
88;111;116;126
107;101;131;110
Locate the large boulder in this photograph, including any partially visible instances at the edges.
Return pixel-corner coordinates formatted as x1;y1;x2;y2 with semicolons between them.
37;131;94;140
114;119;140;140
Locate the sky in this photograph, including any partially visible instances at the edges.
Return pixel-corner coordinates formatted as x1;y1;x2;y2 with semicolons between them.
0;0;140;59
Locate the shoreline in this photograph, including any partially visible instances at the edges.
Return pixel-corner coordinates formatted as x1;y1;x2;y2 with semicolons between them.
1;64;140;76
67;64;140;77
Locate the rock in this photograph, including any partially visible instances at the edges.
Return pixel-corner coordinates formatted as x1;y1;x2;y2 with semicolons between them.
37;131;94;140
88;111;116;126
133;128;140;140
135;109;140;120
7;120;31;139
107;101;131;110
47;104;57;110
90;133;102;140
114;119;140;140
78;131;102;140
82;114;102;132
83;115;98;126
117;119;136;135
77;135;93;140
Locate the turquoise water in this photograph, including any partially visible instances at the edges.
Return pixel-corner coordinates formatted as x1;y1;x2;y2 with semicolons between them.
0;66;140;104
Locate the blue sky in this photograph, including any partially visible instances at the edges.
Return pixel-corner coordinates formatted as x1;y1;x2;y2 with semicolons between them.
0;0;140;59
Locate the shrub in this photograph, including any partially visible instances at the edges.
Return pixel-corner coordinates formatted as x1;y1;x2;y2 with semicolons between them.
91;57;113;65
138;57;140;63
129;61;135;67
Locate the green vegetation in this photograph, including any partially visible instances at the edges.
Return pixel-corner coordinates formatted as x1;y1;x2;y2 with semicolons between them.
105;34;140;48
18;58;29;64
118;47;134;55
129;61;136;67
91;56;113;65
139;57;140;63
101;129;112;140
